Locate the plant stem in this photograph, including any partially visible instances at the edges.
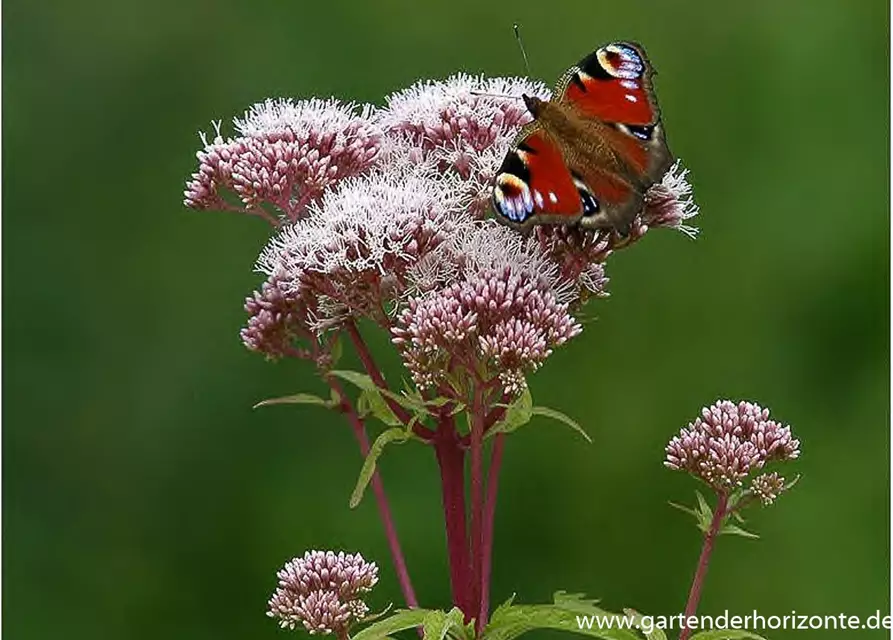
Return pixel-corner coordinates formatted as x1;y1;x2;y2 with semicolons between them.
344;320;434;443
479;433;505;630
678;492;728;640
469;384;486;634
433;417;472;619
329;377;419;609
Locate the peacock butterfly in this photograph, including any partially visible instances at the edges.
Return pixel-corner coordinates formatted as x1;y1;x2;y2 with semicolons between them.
491;42;672;234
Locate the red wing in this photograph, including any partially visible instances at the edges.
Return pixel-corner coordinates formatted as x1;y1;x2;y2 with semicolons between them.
557;41;659;125
557;41;673;185
492;125;583;228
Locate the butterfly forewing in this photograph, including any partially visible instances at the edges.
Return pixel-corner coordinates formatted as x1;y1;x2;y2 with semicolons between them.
558;42;672;184
492;124;583;228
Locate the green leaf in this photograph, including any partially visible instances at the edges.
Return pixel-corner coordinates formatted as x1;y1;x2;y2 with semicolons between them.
694;491;712;518
530;405;591;442
492;594;517;618
784;474;801;491
422;608;467;640
552;592;601;610
488;390;534;437
622;609;667;640
378;386;429;414
350;427;412;508
351;609;430;640
694;491;715;533
362;603;394;625
487;393;589;443
689;630;768;640
719;523;759;539
668;501;699;519
360;388;402;427
482;592;641;640
332;370;434;420
253;393;331;409
329;369;378;392
449;402;467;416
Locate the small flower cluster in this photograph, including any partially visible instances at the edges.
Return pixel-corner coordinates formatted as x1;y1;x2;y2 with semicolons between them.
392;224;581;391
185;75;698;393
267;550;379;636
253;169;472;336
184;99;381;222
379;74;549;214
665;400;800;496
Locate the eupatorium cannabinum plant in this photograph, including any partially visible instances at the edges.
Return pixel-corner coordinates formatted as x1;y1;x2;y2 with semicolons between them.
184;72;798;640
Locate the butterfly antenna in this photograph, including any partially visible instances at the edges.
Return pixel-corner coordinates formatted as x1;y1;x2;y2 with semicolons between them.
513;23;532;76
469;24;531;99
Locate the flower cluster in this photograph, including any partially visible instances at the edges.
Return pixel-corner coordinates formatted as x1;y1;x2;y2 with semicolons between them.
240;269;318;359
380;74;549;214
665;400;800;493
750;471;788;506
392;224;581;392
254;169;473;335
184;99;382;222
267;550;379;635
184;75;698;393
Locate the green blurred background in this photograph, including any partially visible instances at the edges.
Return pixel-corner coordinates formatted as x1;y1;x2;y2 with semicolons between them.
4;0;890;637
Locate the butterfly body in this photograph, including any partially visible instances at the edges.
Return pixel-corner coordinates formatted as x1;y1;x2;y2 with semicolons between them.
492;42;673;234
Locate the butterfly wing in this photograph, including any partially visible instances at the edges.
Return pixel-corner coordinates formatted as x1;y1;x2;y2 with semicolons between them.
492;123;594;230
554;42;673;231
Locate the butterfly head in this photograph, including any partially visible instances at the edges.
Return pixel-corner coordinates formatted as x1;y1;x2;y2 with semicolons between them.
521;94;545;117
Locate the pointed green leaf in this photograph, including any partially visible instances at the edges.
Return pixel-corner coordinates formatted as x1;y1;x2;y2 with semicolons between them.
449;402;467;416
360;388;402;427
422;608;466;640
253;393;331;409
530;405;591;442
784;474;801;491
694;491;715;532
483;592;641;640
351;609;430;640
488;390;533;437
378;386;428;414
329;369;378;392
668;501;700;519
350;428;412;508
492;594;517;618
361;603;394;625
689;630;768;640
719;523;760;539
551;592;606;614
694;491;712;518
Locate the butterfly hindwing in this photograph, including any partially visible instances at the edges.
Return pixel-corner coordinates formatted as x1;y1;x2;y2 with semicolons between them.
492;124;586;229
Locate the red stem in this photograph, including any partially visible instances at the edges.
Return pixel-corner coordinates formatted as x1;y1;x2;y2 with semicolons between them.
678;492;728;640
433;417;472;619
469;384;486;634
479;433;505;630
329;377;419;609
